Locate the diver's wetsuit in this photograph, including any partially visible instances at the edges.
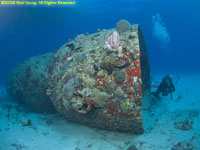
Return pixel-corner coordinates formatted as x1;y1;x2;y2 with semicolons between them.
152;75;175;97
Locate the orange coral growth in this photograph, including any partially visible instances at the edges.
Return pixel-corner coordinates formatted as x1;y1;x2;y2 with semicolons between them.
133;59;140;65
67;54;72;57
134;66;141;75
117;83;124;87
138;85;142;96
108;104;118;110
126;91;136;99
123;50;130;60
125;65;140;78
107;104;118;116
120;112;134;119
86;103;92;112
134;50;139;55
102;80;107;88
95;76;106;88
125;66;135;76
85;100;96;112
87;100;96;105
126;76;133;84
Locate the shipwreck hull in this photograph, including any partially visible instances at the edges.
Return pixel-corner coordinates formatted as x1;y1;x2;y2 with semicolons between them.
6;23;150;133
47;24;151;133
6;53;56;113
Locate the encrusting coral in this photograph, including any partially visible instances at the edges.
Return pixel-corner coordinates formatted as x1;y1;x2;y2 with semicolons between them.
5;20;151;134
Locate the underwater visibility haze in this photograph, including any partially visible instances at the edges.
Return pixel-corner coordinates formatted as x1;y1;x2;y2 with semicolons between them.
0;0;200;150
0;0;200;83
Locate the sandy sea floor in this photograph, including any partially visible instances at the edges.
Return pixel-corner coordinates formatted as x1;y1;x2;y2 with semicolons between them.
0;74;200;150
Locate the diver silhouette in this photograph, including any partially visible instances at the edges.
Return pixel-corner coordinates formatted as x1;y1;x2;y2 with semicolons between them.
152;75;176;99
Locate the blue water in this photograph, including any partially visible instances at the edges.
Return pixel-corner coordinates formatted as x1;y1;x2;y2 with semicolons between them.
0;0;200;84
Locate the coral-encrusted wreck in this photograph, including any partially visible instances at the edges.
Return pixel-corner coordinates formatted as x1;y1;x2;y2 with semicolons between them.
6;20;150;134
6;53;55;113
47;23;150;133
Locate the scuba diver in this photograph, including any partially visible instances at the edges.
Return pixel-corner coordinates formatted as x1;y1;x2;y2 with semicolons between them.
151;75;179;100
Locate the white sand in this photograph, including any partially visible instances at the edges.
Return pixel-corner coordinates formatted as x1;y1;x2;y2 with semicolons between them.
0;74;199;150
